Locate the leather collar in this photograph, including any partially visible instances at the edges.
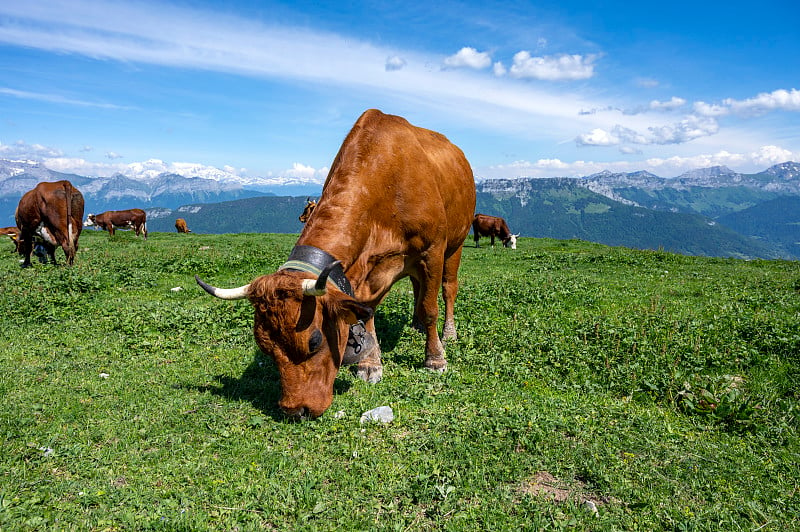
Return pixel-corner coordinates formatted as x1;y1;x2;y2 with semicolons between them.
279;245;354;297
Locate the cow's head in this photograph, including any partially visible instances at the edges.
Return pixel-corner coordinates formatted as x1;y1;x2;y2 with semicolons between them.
299;198;317;223
503;233;519;249
195;263;373;419
84;214;96;227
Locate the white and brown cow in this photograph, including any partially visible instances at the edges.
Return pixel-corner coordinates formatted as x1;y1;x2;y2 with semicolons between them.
15;180;85;267
85;209;147;239
472;213;518;249
196;109;477;419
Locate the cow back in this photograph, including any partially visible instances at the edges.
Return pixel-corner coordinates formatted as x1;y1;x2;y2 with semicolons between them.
299;110;475;287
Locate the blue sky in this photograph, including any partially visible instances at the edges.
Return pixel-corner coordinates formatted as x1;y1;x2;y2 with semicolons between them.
1;0;798;182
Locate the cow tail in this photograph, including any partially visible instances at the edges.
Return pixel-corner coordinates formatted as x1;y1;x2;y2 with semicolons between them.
64;182;76;259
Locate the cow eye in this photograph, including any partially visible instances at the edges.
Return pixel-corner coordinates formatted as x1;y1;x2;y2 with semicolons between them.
308;330;323;353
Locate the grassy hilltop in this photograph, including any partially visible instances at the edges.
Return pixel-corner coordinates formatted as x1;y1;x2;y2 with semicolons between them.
1;231;798;530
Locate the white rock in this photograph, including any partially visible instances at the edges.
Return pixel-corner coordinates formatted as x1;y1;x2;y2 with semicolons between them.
360;405;394;424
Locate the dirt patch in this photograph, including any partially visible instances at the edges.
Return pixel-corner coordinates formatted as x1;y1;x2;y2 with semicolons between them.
520;471;615;511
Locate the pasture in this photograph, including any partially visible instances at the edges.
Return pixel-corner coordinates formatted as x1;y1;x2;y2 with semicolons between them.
1;231;798;530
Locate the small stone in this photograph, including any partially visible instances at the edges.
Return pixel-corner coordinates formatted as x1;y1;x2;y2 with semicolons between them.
583;499;599;516
360;405;394;424
170;286;183;292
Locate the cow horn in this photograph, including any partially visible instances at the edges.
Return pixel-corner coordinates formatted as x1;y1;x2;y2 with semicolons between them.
302;260;340;296
195;275;250;300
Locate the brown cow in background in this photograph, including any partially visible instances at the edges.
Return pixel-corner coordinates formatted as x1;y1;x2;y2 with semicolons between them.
175;218;191;233
197;109;476;419
0;227;19;252
472;213;518;249
298;198;317;223
85;209;147;239
15;180;84;267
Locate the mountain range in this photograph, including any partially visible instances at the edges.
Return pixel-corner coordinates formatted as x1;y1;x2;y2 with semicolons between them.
1;158;798;259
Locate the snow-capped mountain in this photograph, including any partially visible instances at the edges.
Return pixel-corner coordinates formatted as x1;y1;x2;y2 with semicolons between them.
0;158;325;225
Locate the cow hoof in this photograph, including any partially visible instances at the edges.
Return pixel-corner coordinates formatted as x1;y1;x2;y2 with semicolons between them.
442;323;457;341
353;364;383;383
424;357;448;372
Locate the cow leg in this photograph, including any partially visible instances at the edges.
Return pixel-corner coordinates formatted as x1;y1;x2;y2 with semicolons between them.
490;235;495;248
417;250;447;371
18;237;33;268
474;234;480;248
441;246;463;342
410;277;425;332
43;242;57;265
353;317;383;383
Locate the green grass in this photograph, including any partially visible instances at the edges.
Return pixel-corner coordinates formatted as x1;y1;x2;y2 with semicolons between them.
1;231;798;530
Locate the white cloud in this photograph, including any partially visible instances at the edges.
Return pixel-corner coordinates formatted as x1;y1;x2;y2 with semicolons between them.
385;55;406;71
693;101;729;117
647;115;719;144
649;97;686;111
284;162;328;182
0;87;128;109
492;61;507;77
105;151;123;159
577;116;719;147
509;52;598;81
693;89;799;118
619;145;642;155
612;126;650;144
443;47;492;70
44;157;124;177
749;145;795;167
724;88;800;115
577;128;619;146
635;78;660;89
0;140;63;159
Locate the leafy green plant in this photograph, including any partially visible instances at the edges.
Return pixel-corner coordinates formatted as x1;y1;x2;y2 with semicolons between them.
675;374;758;430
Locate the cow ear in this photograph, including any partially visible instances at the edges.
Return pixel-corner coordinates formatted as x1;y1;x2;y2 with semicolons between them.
339;298;374;325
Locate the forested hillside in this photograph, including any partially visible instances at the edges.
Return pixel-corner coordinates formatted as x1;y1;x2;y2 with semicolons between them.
719;196;800;258
477;180;785;259
140;185;788;260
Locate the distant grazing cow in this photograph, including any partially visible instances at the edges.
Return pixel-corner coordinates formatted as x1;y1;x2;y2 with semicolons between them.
196;109;476;419
1;227;19;252
84;209;147;239
299;198;317;223
175;218;191;233
15;180;84;267
472;214;518;249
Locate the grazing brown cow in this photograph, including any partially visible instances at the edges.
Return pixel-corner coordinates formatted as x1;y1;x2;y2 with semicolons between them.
175;218;191;233
15;180;84;267
196;109;476;419
0;226;19;252
84;209;147;239
298;197;317;223
472;213;518;249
